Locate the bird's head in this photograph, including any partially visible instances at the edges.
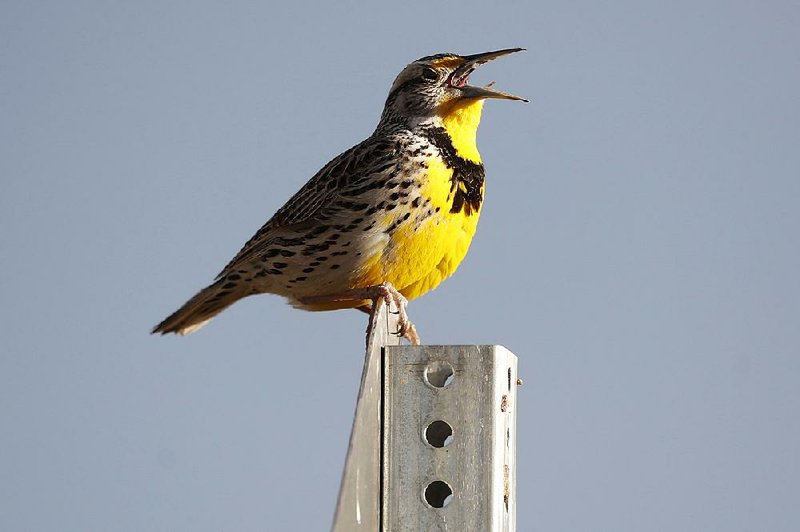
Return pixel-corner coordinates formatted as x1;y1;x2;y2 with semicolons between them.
380;48;527;126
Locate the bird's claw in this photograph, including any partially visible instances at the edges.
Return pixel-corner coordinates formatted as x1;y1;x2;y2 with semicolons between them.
374;282;420;345
302;282;421;345
396;320;420;345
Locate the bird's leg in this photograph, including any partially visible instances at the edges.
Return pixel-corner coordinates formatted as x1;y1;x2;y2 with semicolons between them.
374;285;420;346
299;282;420;345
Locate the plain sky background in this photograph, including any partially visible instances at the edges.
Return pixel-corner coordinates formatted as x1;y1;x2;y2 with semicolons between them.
2;1;799;530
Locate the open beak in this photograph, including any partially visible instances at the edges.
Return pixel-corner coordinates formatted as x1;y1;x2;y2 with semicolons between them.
449;48;527;102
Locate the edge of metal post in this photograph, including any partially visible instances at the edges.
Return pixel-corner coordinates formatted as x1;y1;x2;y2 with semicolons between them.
332;300;399;532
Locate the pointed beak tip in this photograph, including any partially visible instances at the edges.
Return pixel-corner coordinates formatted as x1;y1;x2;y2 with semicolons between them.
498;47;526;57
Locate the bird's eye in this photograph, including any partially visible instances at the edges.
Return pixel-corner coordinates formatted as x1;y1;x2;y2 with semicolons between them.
421;67;438;82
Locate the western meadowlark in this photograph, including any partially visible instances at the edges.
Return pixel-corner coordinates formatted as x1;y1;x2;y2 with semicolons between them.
153;48;526;344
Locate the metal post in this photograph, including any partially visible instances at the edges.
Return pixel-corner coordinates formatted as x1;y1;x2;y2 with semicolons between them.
382;345;518;531
333;305;519;532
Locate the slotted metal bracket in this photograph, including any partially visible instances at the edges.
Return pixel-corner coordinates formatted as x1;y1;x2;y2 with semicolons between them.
332;304;519;532
382;345;518;531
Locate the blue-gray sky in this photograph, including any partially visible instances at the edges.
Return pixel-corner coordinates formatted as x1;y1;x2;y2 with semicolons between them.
2;1;799;530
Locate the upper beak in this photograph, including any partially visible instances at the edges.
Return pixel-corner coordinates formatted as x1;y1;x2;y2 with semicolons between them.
451;48;527;102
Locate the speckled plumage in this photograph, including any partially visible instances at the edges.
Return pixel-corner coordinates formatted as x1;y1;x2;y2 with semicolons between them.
153;49;525;339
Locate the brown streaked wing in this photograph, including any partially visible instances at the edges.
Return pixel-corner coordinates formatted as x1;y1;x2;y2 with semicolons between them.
216;136;398;277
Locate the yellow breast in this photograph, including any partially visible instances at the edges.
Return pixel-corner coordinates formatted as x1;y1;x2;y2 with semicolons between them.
383;158;482;300
362;98;487;300
308;98;487;309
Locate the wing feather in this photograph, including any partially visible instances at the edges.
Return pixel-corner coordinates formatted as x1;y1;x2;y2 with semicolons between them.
217;136;398;277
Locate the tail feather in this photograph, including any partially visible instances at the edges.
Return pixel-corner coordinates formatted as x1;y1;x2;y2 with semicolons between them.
152;278;246;335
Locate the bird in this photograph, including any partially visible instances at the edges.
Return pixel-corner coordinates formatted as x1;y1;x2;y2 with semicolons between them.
152;48;526;344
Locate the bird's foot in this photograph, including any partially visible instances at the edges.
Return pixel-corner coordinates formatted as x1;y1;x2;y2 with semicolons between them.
299;282;420;345
366;283;420;345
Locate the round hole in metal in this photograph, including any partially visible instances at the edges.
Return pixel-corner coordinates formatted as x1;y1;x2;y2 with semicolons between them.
424;480;453;508
424;360;454;388
424;420;453;448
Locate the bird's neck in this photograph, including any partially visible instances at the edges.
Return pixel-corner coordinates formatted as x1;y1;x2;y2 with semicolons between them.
437;99;484;164
377;99;486;164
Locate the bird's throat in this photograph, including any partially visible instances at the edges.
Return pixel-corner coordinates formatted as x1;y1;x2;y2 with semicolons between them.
439;99;484;164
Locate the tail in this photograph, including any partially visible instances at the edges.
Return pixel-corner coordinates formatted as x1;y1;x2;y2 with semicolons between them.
152;277;247;335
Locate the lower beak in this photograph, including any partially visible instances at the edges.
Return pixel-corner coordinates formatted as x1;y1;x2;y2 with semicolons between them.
453;48;527;102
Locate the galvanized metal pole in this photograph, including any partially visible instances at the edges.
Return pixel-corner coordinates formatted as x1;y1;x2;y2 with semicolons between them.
382;345;518;531
333;306;519;532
